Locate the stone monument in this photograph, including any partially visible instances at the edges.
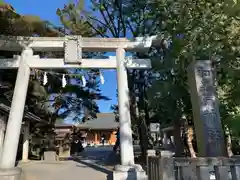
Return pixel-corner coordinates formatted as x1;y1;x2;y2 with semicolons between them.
187;60;226;157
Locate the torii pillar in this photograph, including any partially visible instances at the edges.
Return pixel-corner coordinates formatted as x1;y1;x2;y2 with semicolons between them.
22;121;30;162
0;36;151;180
113;48;147;180
0;48;32;179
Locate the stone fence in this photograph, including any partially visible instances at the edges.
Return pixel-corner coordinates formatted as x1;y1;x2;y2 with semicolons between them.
147;150;240;180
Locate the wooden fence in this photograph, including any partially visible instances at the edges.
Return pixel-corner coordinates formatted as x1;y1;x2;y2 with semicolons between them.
147;150;240;180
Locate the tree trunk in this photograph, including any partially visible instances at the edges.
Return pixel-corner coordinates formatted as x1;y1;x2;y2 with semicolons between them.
173;120;184;157
137;70;152;156
131;93;148;159
128;70;150;161
143;84;154;149
0;115;6;160
225;127;233;157
186;126;197;158
139;110;149;158
138;95;150;158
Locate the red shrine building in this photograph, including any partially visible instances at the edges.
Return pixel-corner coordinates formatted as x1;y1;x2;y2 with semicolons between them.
55;113;119;146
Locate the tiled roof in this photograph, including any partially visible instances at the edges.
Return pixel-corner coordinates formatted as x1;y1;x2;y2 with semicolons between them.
0;103;47;123
96;113;115;119
55;123;74;128
77;113;118;130
54;113;118;130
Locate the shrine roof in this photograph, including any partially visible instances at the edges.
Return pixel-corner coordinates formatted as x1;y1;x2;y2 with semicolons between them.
0;102;48;123
77;113;119;130
54;123;74;128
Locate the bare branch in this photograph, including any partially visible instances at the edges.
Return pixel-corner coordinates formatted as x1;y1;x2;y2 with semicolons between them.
101;2;118;36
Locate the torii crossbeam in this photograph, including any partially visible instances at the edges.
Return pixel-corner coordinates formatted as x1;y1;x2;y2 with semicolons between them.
0;56;151;69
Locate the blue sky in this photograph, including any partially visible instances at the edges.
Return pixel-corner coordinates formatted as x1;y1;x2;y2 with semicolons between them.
5;0;118;113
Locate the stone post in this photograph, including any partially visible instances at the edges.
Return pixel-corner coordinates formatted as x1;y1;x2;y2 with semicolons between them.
159;151;175;180
116;48;134;166
146;150;156;176
22;121;30;162
187;60;226;157
0;48;32;169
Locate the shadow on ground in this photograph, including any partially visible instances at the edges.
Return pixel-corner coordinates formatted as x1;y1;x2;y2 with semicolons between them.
77;148;120;166
73;157;114;180
72;147;122;180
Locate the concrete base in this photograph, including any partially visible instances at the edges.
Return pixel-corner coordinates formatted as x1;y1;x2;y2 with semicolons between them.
113;164;147;180
18;160;30;165
44;151;57;161
0;167;22;180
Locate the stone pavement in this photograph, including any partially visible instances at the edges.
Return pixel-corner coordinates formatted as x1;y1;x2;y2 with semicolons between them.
20;160;110;180
18;146;121;180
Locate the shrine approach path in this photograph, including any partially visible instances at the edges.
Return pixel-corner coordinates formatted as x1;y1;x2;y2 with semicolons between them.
20;160;109;180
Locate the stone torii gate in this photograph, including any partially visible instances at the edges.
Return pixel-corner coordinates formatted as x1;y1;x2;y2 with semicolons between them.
0;36;227;180
0;35;156;180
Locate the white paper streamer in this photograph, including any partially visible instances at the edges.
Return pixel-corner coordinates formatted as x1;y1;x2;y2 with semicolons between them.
82;75;86;87
62;74;67;87
43;72;48;85
99;72;105;85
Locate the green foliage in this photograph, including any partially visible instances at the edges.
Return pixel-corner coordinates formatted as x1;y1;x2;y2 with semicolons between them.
56;1;113;122
0;2;65;124
56;1;95;36
57;0;240;154
145;0;240;128
0;2;63;36
36;69;111;122
110;104;119;121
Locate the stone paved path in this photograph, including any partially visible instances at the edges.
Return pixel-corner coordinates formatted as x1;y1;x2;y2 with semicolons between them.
20;160;109;180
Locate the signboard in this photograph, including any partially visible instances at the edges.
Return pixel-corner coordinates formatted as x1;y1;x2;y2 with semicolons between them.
64;36;82;64
150;123;160;132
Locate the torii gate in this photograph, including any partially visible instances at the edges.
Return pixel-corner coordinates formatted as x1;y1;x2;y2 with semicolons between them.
0;36;157;180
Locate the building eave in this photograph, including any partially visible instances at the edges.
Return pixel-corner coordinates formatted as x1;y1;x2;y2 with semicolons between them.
0;103;48;123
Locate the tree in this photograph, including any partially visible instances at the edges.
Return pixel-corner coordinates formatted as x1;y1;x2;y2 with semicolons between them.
0;1;111;123
55;2;111;122
47;69;111;122
0;1;63;36
0;1;67;154
56;0;162;158
84;0;161;157
0;1;64;120
146;0;240;156
94;0;240;156
56;0;240;157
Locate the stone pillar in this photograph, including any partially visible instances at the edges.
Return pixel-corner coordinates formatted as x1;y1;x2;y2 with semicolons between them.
159;151;175;180
113;48;147;180
0;48;32;169
0;116;6;161
187;60;226;157
116;48;134;166
22;121;30;162
146;150;156;176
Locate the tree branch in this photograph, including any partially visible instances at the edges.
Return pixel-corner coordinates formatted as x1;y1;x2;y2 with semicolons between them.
114;0;126;36
86;21;109;37
87;16;112;35
101;2;118;37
